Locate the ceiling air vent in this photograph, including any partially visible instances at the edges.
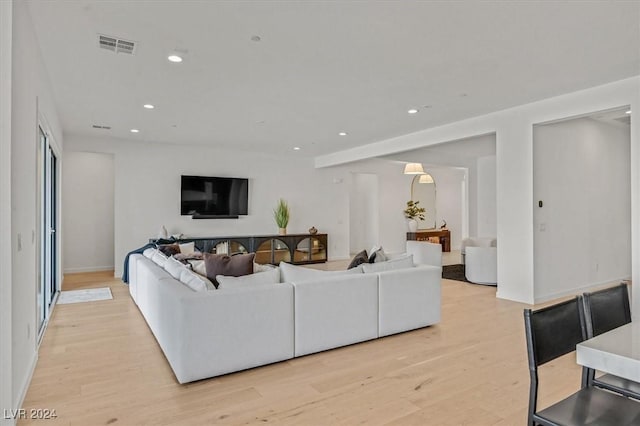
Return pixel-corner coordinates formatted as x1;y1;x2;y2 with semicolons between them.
98;34;136;55
92;124;112;130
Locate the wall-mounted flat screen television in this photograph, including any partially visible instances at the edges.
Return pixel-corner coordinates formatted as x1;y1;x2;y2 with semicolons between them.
181;175;248;217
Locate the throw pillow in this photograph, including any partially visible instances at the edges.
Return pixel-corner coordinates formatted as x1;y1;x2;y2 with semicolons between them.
203;252;256;288
279;261;363;283
174;251;203;262
179;268;215;292
179;241;196;255
368;246;388;263
151;250;169;268
347;250;369;269
157;243;180;257
216;267;280;289
187;259;206;276
142;248;156;259
362;254;414;273
164;256;188;279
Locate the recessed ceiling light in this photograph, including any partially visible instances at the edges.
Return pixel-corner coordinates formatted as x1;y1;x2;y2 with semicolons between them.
130;129;139;133
167;55;182;63
293;147;301;151
626;110;632;114
407;109;419;114
143;104;155;109
338;132;348;136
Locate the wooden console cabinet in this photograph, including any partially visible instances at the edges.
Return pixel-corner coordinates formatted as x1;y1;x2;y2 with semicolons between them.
407;229;451;252
152;233;328;265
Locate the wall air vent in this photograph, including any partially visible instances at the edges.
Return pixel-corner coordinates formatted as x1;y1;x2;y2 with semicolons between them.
92;124;112;130
98;34;136;55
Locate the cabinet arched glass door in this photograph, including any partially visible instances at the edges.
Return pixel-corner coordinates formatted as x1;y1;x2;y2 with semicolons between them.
294;237;326;263
255;239;291;265
214;240;248;255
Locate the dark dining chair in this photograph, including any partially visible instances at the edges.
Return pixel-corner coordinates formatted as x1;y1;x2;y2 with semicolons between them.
524;297;640;426
582;283;640;399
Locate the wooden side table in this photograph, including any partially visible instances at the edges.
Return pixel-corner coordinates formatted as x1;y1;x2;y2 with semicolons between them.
407;229;451;252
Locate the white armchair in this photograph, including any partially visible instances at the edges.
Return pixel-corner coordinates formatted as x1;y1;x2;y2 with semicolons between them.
461;237;497;264
463;240;497;285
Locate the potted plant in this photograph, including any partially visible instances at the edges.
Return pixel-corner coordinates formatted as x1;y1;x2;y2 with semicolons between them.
273;198;290;235
404;200;425;232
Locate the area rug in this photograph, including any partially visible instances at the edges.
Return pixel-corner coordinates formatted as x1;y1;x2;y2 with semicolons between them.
58;287;113;304
442;264;470;283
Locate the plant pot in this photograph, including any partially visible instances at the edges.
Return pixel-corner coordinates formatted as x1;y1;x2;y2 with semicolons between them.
407;219;418;232
279;228;287;236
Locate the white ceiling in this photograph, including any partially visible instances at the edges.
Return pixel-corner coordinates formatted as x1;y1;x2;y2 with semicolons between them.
27;1;640;157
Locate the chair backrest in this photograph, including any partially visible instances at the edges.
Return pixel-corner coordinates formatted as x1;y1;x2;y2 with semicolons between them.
524;297;586;368
523;297;586;424
583;283;631;339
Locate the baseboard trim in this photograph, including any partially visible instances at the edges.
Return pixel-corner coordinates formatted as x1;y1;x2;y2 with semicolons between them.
14;350;37;412
63;265;114;274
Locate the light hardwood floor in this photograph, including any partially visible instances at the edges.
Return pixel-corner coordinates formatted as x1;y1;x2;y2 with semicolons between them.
20;266;582;425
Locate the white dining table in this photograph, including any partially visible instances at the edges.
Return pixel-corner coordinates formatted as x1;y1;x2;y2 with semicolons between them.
576;322;640;382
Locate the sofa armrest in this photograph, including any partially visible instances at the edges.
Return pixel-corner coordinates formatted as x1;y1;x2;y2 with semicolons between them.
292;274;378;357
378;265;441;337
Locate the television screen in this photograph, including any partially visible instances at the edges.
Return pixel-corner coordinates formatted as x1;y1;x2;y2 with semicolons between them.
181;175;248;216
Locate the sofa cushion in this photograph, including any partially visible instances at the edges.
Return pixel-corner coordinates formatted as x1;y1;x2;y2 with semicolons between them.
158;243;180;256
362;254;414;273
179;268;215;292
368;246;388;263
204;253;256;288
279;261;362;283
347;250;369;269
165;256;188;279
216;267;280;289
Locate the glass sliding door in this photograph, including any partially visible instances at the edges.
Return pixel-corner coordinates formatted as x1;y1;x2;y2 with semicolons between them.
37;125;59;341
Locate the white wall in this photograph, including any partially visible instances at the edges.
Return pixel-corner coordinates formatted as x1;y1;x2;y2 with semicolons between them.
533;117;630;300
0;1;13;423
9;0;63;417
476;155;497;237
316;77;640;305
349;173;379;253
62;152;114;273
64;136;411;276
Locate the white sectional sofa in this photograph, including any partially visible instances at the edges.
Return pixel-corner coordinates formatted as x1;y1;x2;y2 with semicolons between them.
128;249;441;384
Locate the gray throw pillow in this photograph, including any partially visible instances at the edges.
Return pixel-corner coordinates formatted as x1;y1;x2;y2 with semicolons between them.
348;250;369;269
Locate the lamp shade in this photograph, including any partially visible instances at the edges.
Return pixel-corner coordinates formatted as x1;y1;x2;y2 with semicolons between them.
403;163;425;174
418;174;434;184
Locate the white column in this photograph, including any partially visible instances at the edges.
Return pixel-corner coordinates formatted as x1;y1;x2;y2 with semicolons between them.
495;117;535;304
0;1;14;424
